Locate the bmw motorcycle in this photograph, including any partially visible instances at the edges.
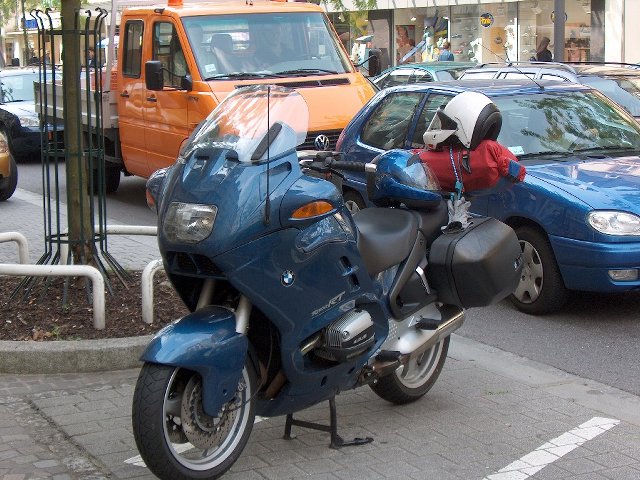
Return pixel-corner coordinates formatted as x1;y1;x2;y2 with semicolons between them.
132;85;523;479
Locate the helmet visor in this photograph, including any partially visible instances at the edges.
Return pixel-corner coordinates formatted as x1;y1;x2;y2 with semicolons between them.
423;107;458;148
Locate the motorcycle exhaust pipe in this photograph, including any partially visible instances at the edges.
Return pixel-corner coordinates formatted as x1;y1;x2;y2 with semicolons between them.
369;305;465;378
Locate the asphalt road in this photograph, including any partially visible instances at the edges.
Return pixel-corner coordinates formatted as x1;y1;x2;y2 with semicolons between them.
16;161;640;396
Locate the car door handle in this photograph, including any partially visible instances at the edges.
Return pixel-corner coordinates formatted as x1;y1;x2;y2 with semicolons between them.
120;91;130;98
146;95;157;102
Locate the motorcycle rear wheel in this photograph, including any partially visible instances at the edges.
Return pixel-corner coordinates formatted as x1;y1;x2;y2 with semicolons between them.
132;361;256;480
370;336;450;405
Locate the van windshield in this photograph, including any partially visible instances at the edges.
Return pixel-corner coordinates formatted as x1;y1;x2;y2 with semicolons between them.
183;13;352;79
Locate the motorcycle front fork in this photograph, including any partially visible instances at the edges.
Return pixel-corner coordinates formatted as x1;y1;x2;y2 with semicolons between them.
196;278;252;335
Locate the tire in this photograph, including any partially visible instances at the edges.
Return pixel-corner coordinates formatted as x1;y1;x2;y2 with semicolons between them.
343;190;366;215
104;165;121;194
0;155;18;201
370;336;450;405
91;165;121;194
132;361;256;480
509;225;568;315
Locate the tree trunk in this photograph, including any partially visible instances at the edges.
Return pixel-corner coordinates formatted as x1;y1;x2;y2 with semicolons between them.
61;0;93;264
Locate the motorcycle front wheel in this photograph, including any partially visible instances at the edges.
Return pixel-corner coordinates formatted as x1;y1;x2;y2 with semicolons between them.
370;336;450;405
132;361;256;480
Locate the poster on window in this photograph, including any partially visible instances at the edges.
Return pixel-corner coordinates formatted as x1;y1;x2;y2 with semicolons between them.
396;25;416;64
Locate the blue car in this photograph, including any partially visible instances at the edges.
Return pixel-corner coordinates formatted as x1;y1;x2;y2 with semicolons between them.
336;79;640;314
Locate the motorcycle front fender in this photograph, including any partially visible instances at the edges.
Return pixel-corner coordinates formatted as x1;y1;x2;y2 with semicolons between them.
140;306;248;417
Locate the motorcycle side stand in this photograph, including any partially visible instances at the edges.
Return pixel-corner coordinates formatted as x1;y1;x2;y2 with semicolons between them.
283;396;374;449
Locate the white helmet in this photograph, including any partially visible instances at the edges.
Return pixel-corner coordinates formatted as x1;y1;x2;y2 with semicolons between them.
423;91;502;150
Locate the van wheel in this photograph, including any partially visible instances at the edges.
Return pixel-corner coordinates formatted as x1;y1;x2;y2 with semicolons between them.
343;191;365;214
509;225;567;315
104;165;121;193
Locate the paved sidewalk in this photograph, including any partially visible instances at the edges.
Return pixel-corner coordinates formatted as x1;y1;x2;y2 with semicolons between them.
1;336;640;479
0;188;159;269
2;188;640;479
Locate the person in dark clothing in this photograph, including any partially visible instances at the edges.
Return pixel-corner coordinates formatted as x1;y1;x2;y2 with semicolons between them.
535;37;553;62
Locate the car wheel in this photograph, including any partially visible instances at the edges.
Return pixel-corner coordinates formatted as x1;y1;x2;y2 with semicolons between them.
104;165;121;194
343;191;365;215
0;155;18;201
510;225;568;315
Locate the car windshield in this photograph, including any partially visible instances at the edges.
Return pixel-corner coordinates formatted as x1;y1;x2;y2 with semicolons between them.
182;13;351;79
580;75;640;117
493;90;640;158
0;72;39;103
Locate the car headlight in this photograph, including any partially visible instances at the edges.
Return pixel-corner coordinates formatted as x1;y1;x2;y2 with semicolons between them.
18;115;40;127
587;211;640;236
163;202;218;243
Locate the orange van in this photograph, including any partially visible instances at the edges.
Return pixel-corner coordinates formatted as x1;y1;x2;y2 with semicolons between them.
105;0;378;192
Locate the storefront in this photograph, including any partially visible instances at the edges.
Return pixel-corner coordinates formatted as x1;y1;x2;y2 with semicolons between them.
327;0;606;68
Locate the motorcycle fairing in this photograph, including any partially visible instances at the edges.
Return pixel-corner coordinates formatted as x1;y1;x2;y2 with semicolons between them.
140;306;248;417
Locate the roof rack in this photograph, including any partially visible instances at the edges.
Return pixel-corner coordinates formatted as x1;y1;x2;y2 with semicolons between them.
474;61;577;73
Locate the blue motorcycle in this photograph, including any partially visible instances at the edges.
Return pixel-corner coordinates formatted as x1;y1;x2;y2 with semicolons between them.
132;85;522;479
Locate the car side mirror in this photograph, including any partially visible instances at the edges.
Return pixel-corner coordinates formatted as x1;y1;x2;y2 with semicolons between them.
145;61;164;91
181;74;193;91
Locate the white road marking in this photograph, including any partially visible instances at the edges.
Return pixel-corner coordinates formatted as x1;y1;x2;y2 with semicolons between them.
484;417;620;480
125;416;269;468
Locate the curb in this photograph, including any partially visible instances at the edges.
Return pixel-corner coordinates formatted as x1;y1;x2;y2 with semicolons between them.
0;335;152;374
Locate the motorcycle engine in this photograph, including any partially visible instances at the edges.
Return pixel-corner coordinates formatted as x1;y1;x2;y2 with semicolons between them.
314;309;375;362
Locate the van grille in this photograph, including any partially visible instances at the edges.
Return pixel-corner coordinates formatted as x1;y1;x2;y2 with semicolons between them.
300;130;342;151
235;78;351;89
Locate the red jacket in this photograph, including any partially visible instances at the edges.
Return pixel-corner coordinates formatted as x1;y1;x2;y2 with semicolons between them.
414;140;526;193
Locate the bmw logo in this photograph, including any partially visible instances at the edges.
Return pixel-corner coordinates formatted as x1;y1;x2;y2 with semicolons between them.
281;270;295;286
314;134;330;151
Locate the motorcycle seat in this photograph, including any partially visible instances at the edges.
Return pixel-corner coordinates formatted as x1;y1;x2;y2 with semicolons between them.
414;201;449;246
354;208;418;276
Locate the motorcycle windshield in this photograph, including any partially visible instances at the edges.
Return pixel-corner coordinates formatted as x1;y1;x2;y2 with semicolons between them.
182;85;309;163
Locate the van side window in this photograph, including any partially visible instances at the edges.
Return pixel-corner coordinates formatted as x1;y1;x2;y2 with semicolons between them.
361;92;423;150
152;22;189;88
122;20;143;78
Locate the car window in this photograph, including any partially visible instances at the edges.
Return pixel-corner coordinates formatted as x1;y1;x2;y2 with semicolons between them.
376;70;413;89
122;20;144;78
493;90;640;157
153;22;189;88
503;72;536;79
0;72;40;102
410;93;452;148
541;73;569;82
410;70;433;84
360;92;423;150
459;70;496;79
581;76;640;117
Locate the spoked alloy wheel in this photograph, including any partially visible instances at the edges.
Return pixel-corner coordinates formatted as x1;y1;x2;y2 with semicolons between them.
370;336;450;405
509;226;567;315
132;361;256;480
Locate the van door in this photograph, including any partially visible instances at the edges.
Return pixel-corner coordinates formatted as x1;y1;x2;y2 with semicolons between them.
118;19;148;177
144;20;190;175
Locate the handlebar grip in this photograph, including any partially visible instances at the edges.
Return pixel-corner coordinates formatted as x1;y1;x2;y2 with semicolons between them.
329;160;367;172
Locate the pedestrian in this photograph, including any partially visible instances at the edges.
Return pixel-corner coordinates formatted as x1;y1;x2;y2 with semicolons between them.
87;47;96;68
438;41;454;61
535;37;552;62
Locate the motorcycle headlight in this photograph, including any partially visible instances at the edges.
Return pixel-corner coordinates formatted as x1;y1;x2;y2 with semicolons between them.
163;202;218;243
19;115;40;127
587;211;640;236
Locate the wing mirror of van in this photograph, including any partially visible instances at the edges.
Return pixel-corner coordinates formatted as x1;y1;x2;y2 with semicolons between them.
355;49;381;77
145;61;164;91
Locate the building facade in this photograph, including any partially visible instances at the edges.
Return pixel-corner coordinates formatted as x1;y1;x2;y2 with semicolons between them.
326;0;639;70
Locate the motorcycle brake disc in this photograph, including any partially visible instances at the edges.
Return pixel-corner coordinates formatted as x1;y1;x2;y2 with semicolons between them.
180;375;238;450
